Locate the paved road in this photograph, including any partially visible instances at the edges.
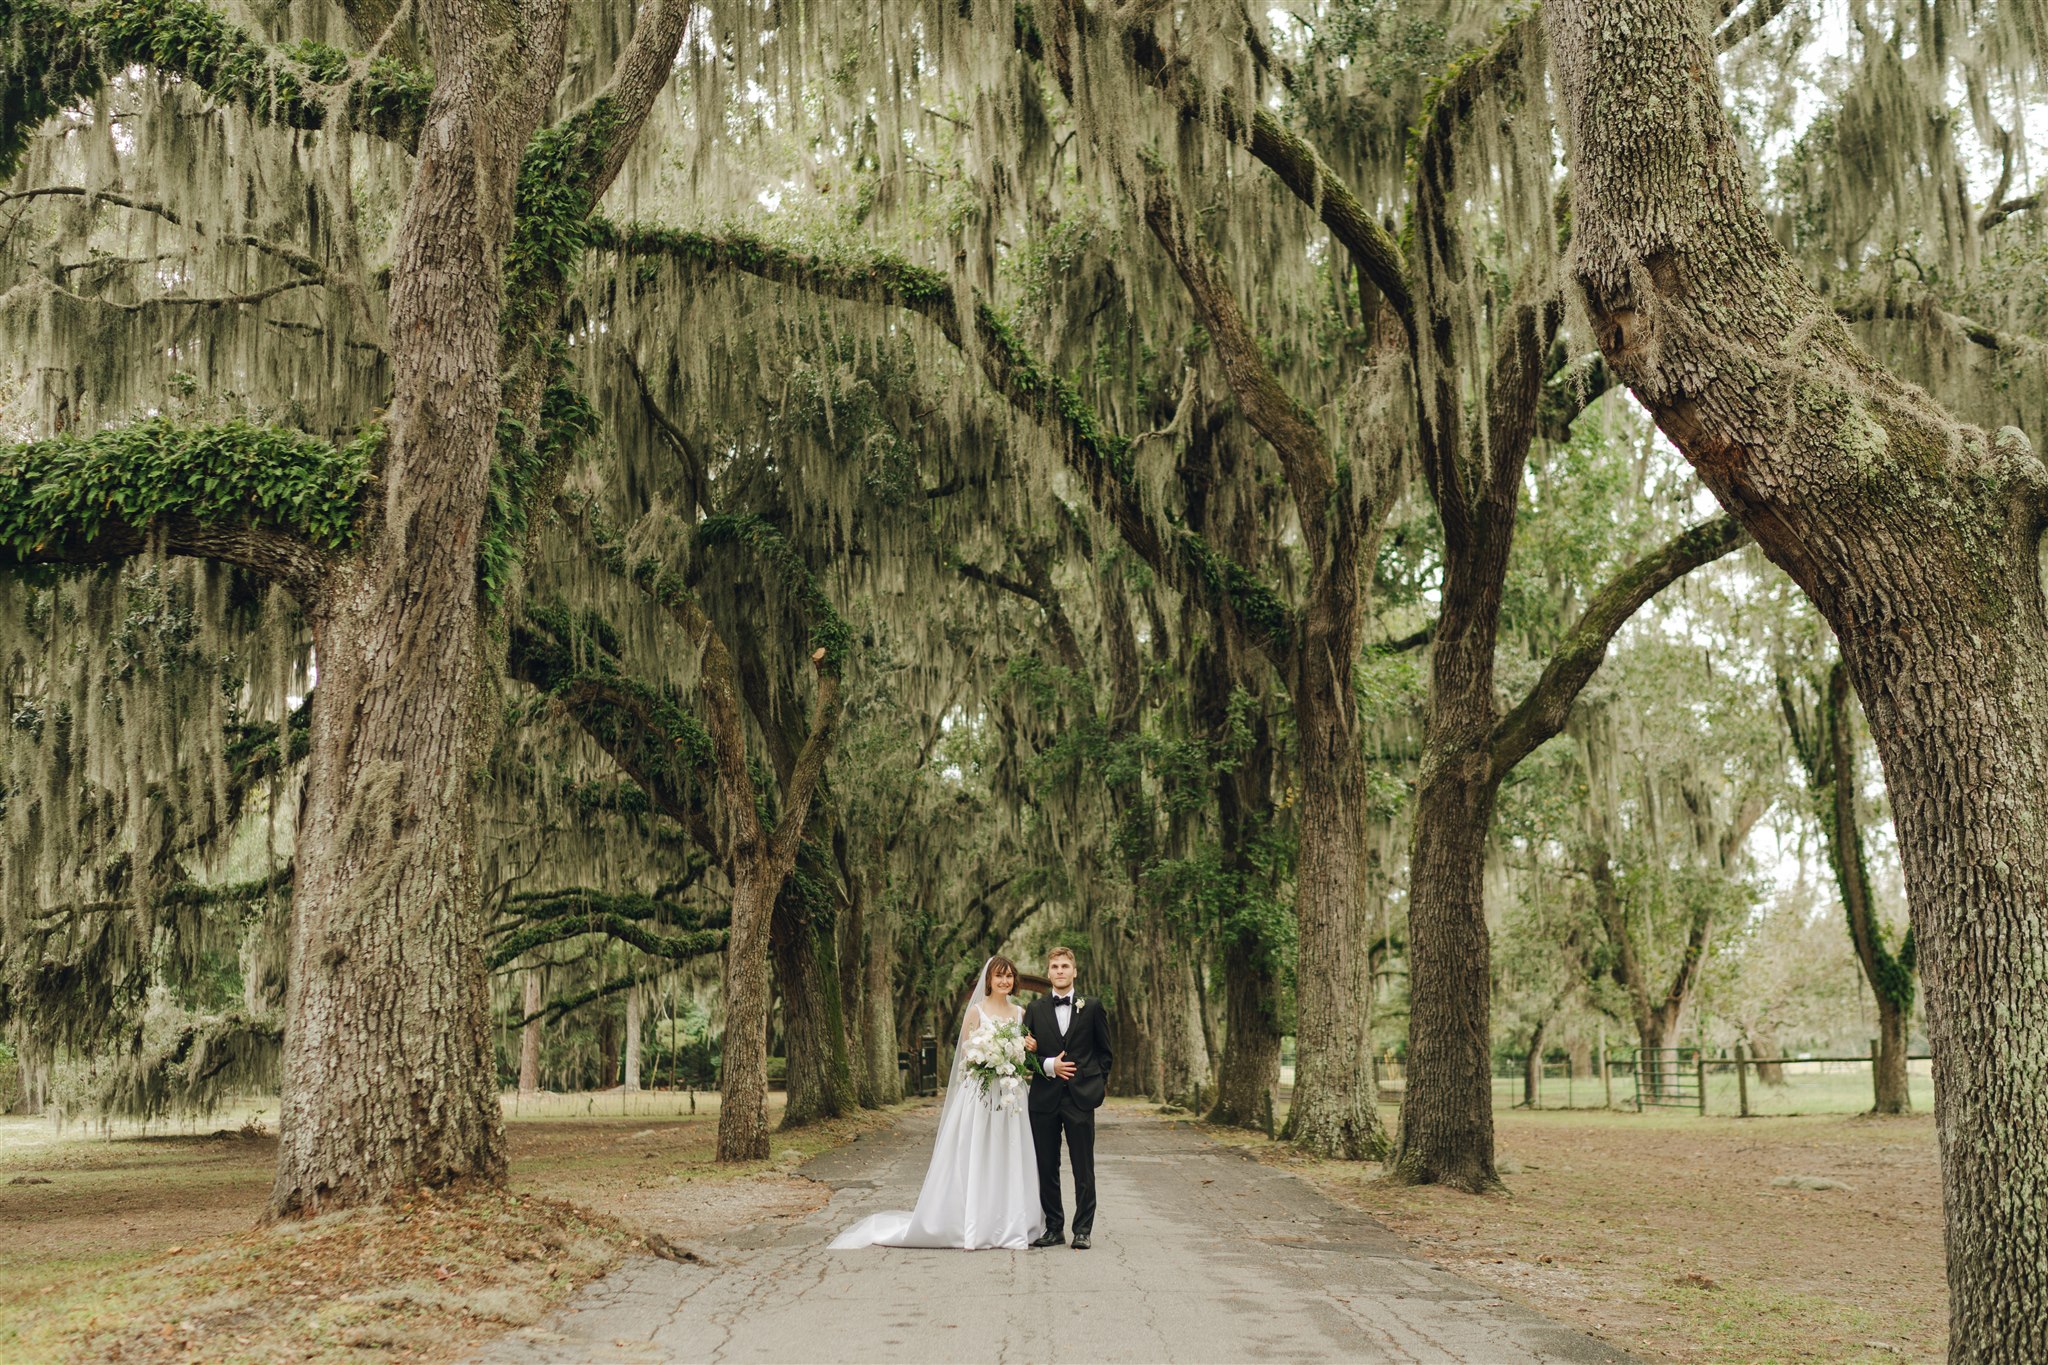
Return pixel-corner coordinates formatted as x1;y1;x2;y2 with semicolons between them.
485;1105;1630;1364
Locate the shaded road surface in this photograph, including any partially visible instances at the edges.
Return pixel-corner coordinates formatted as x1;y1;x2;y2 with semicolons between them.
484;1105;1630;1364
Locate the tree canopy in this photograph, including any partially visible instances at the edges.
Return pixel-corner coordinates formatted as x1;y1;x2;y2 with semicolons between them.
2;0;2042;1353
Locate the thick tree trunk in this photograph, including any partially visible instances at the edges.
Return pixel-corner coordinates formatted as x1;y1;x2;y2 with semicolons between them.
1154;943;1210;1103
772;877;857;1127
1210;936;1284;1130
717;869;778;1161
1203;646;1285;1131
856;855;900;1105
263;1;567;1221
1395;764;1504;1187
624;983;643;1092
1283;702;1385;1158
1550;4;2048;1351
272;595;507;1215
519;969;542;1093
1104;920;1157;1099
1133;176;1382;1159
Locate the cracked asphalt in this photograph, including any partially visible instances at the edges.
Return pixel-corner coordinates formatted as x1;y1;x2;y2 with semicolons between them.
482;1105;1632;1364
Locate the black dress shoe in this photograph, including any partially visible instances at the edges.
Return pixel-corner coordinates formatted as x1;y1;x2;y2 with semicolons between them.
1029;1230;1065;1248
1071;1234;1091;1250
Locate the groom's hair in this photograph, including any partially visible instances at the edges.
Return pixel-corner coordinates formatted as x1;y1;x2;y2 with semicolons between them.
1048;946;1077;967
984;955;1019;993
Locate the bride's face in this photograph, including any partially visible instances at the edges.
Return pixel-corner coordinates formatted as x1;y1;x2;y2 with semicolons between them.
990;966;1015;995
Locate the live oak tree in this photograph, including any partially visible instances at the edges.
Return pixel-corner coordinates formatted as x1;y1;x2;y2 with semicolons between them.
1;0;695;1213
6;4;2045;1351
1547;0;2047;1353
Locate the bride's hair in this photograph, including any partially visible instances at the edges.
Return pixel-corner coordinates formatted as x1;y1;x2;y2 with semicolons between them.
984;955;1018;994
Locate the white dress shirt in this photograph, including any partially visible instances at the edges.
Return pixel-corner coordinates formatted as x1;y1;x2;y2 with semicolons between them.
1043;996;1075;1075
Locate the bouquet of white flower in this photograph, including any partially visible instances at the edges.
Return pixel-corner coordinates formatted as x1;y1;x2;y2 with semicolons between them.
960;1017;1030;1112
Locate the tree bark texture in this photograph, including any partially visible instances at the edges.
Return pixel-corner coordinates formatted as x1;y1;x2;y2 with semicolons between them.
519;968;542;1093
717;869;779;1160
1153;944;1211;1103
1549;1;2048;1353
624;983;643;1091
1397;762;1505;1185
1194;577;1286;1132
267;1;568;1218
773;871;858;1127
1210;935;1284;1130
855;848;901;1105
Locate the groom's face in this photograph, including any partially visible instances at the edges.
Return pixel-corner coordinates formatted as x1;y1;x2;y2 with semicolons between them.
1048;957;1076;992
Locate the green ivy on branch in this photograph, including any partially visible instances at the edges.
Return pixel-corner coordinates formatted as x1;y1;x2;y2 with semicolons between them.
510;602;717;794
484;376;598;609
696;512;855;671
0;419;376;580
2;0;431;178
504;100;626;345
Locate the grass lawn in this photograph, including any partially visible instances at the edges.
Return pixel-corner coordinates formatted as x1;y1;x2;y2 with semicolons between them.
0;1092;902;1364
1196;1102;1944;1365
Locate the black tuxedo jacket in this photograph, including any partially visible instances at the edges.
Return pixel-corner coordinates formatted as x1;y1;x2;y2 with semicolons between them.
1024;991;1113;1115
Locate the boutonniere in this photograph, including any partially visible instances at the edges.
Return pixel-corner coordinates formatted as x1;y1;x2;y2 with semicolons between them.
1073;996;1086;1012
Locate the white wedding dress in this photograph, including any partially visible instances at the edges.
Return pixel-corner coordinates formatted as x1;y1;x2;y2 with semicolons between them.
830;964;1044;1251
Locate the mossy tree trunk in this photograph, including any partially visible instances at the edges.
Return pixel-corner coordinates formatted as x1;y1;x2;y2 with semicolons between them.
268;0;572;1218
541;502;848;1162
1392;36;1750;1188
1549;0;2048;1352
5;0;699;1213
854;841;901;1106
1210;935;1284;1129
772;866;858;1127
1779;661;1918;1114
1183;412;1282;1127
1135;180;1386;1159
1396;506;1743;1184
734;634;858;1130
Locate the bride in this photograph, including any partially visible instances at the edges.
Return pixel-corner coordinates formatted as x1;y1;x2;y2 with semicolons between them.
829;955;1044;1250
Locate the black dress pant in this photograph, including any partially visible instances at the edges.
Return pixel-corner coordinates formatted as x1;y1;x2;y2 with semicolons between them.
1030;1105;1096;1237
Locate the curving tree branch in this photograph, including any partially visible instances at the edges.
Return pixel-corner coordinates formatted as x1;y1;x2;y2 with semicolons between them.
1;0;431;178
0;419;372;600
1488;515;1749;778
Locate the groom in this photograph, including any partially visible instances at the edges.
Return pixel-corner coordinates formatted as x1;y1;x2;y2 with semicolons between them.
1023;946;1112;1250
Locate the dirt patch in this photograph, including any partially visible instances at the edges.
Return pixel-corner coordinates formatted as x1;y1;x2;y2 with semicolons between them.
1195;1107;1944;1365
0;1099;898;1363
17;1188;625;1365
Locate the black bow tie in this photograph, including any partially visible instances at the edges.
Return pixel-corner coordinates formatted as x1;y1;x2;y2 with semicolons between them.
1052;995;1072;1007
